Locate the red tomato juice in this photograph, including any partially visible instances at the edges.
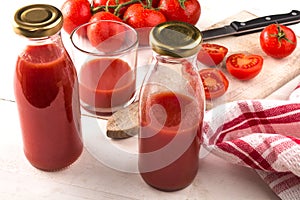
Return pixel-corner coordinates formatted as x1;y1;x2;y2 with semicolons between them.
79;58;136;115
139;91;203;191
14;44;83;171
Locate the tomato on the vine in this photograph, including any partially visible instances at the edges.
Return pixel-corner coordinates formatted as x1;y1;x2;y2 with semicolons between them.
123;3;166;28
158;0;201;25
61;0;92;34
226;53;263;80
197;43;228;66
123;3;166;45
87;11;123;51
199;68;229;99
260;24;297;59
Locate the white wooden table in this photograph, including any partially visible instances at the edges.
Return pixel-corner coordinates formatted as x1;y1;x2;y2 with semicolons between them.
1;0;300;199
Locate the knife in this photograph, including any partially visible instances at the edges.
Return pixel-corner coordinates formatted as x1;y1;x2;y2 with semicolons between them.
202;10;300;41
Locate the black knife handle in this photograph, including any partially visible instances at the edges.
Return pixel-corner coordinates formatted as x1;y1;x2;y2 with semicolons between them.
230;10;300;32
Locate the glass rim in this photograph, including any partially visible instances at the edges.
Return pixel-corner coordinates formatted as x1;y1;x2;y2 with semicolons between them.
70;20;139;56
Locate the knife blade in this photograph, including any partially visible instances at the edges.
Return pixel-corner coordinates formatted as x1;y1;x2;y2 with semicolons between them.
202;10;300;41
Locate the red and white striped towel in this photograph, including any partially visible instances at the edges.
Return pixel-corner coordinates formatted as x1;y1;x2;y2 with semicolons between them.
202;86;300;200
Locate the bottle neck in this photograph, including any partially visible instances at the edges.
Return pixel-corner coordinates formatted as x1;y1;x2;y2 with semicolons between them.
154;52;198;67
154;52;197;70
26;32;62;46
17;31;66;60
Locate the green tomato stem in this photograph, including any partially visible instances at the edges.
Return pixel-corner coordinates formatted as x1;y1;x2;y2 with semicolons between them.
178;0;187;9
92;0;141;16
269;24;295;46
114;0;140;15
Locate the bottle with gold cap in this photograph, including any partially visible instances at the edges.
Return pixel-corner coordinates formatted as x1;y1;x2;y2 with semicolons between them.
13;4;83;171
138;21;205;191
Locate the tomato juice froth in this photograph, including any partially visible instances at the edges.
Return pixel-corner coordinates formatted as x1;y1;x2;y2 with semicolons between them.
79;58;136;115
139;91;203;191
14;43;83;171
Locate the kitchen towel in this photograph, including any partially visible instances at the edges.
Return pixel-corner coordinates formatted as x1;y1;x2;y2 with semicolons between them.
202;85;300;200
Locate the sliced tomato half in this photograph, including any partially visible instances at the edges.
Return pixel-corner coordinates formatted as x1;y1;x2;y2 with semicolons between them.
226;53;263;80
197;43;228;66
199;68;229;99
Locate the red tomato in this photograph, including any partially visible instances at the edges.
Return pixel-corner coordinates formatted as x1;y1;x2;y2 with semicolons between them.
226;53;263;80
87;12;124;51
158;0;201;25
260;24;297;59
123;4;166;28
199;68;229;99
123;3;166;45
89;11;123;23
61;0;92;34
197;43;228;66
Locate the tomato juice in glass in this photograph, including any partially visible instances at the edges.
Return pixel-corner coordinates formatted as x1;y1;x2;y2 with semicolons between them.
79;58;136;116
139;91;203;191
14;42;83;171
70;20;138;117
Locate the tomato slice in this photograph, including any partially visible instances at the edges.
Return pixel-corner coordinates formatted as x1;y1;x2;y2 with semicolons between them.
197;43;228;66
226;53;263;80
199;68;229;99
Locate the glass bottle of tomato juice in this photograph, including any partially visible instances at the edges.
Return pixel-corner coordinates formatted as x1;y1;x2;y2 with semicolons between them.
13;4;83;171
138;21;205;191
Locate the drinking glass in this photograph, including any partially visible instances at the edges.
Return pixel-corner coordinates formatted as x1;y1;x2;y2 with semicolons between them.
70;20;138;118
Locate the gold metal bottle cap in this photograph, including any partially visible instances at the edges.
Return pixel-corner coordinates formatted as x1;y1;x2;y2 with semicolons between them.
13;4;63;38
150;21;202;58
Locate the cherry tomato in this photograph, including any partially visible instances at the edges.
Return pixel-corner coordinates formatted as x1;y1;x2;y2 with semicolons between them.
61;0;92;34
87;11;123;51
123;3;166;45
158;0;201;25
226;53;263;80
199;68;229;99
260;24;297;59
197;43;228;66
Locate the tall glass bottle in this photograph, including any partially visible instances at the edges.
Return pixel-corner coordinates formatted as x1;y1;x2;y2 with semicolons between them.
13;4;83;171
138;21;205;191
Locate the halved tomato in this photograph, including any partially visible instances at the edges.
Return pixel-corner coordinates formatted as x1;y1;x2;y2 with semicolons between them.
197;43;228;66
226;53;263;80
199;68;229;99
